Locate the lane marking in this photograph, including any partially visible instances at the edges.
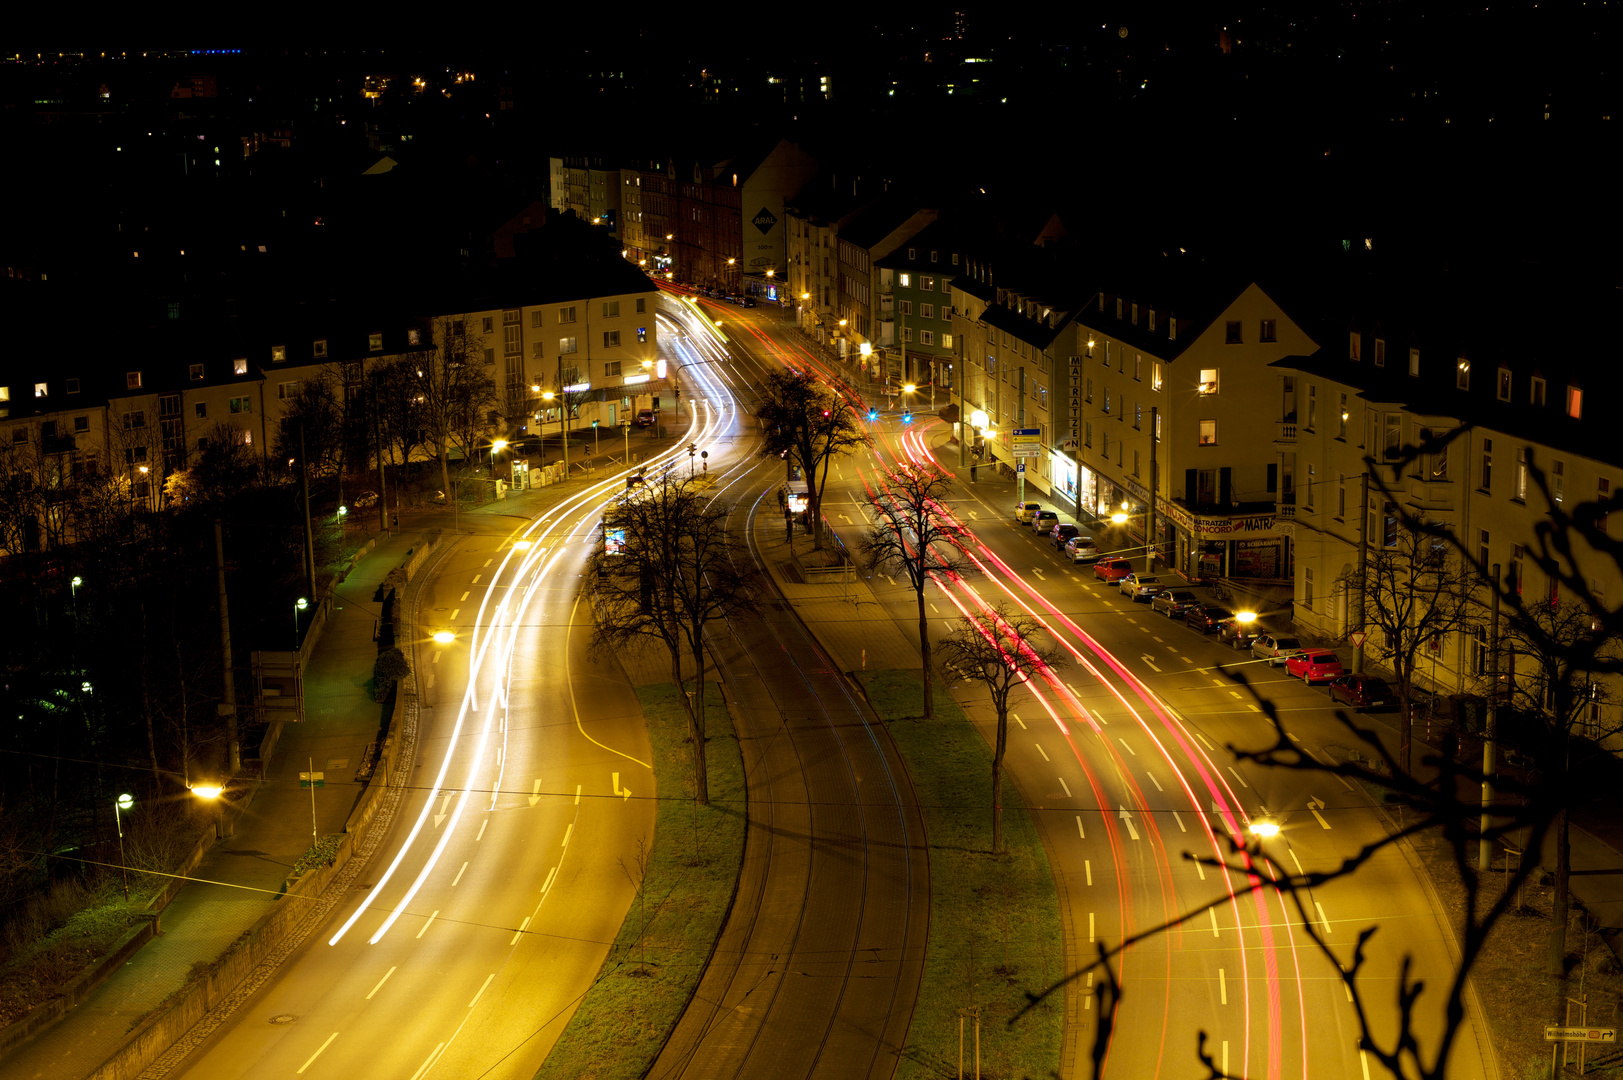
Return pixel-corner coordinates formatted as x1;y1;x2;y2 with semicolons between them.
1360;1049;1371;1080
1012;711;1027;730
510;916;531;945
459;591;470;602
1085;860;1092;886
528;780;542;808
1194;858;1205;880
1117;807;1139;841
942;620;955;633
450;608;460;620
298;1032;340;1075
542;866;557;893
1117;738;1137;756
1209;908;1220;937
1315;901;1333;934
1089;912;1095;943
468;973;495;1009
1034;743;1050;762
1211;678;1225;687
1228;690;1243;699
1195;731;1216;751
930;603;939;613
416;911;438;939
451;862;468;886
1146;772;1164;792
1311;807;1332;830
575;784;582;805
1076;816;1086;840
1141;658;1162;672
471;575;481;584
562;823;574;847
476;819;488;841
365;967;397;1000
482;559;492;567
1171;810;1186;832
1058;775;1072;797
433;652;441;665
1219;968;1228;1005
1227;766;1250;788
1246;703;1261;712
1290;848;1305;876
1224;1042;1230;1079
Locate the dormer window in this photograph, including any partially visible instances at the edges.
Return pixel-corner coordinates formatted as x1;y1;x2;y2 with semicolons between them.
930;250;938;262
190;364;204;381
1374;338;1386;367
1115;297;1123;319
127;371;143;390
271;345;286;363
408;328;422;345
1568;385;1584;419
1131;302;1139;324
908;247;916;260
1168;316;1176;341
234;358;248;375
35;382;48;398
1497;366;1512;401
369;332;383;352
1531;375;1546;406
313;339;328;357
1147;309;1156;332
1409;347;1420;377
1349;332;1361;361
1456;356;1471;391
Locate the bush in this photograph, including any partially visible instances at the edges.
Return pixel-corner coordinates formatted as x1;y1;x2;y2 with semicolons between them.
373;647;409;700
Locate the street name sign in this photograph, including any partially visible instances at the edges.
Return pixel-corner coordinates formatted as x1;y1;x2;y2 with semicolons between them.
1012;427;1041;458
299;771;325;789
1545;1027;1616;1043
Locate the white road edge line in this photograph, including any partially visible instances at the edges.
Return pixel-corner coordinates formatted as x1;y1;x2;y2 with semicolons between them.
365;967;397;1000
298;1032;340;1075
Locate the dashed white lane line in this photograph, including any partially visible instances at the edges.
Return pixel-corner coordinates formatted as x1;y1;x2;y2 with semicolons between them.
471;574;481;584
1172;810;1186;832
1089;912;1096;942
476;819;488;841
450;608;460;620
1012;712;1027;730
542;866;557;893
1058;775;1072;797
482;558;492;567
297;1032;339;1074
1315;901;1333;934
1210;678;1226;687
561;823;574;847
930;603;939;613
1153;636;1164;643
1195;731;1216;751
509;917;531;945
366;966;397;1000
433;652;442;665
1227;766;1250;788
1360;1049;1372;1080
1076;816;1086;840
1290;848;1305;876
1085;860;1093;886
1209;908;1220;937
942;620;955;632
460;591;470;602
468;973;495;1009
1117;738;1137;756
416;911;439;939
1229;690;1243;699
1219;968;1228;1005
1246;703;1261;712
1035;743;1050;762
1146;772;1163;791
451;862;468;886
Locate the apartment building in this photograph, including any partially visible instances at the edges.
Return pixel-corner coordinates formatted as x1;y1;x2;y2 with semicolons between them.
874;221;967;389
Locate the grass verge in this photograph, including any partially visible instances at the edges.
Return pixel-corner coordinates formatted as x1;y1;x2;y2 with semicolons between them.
861;669;1065;1080
0;879;143;1026
532;682;745;1080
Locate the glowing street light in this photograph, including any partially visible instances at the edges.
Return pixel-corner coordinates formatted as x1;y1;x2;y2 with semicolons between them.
1249;819;1281;838
432;629;455;644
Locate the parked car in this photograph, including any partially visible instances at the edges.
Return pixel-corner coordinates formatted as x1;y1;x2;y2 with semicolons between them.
1329;674;1396;710
1251;634;1304;666
1031;510;1060;535
1093;558;1134;585
1064;536;1100;563
1052;523;1083;549
1015;501;1040;523
742;296;757;308
635;408;658;427
1121;573;1168;601
1150;590;1201;618
1218;618;1262;650
1286;649;1346;683
1185;605;1235;633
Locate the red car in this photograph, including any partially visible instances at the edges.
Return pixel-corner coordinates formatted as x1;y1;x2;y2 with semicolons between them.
1093;558;1133;585
1328;674;1395;710
1285;649;1346;684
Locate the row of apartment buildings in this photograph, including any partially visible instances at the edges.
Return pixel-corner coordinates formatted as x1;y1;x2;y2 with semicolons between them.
0;240;664;552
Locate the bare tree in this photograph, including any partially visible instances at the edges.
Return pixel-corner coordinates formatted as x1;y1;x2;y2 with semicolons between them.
756;369;872;550
858;460;974;720
416;316;498;497
939;603;1068;852
588;476;757;804
1339;509;1480;773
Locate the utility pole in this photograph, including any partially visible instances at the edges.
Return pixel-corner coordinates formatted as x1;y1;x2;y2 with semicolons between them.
372;381;388;534
214;519;240;775
1148;406;1158;571
1354;471;1371;673
958;354;968;472
1016;366;1026;508
299;422;317;605
1480;563;1501;871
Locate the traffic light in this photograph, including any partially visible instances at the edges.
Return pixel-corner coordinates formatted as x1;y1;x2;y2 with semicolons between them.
901;412;913;424
867;409;878;421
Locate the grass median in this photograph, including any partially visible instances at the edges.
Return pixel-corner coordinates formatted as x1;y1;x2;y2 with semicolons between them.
860;669;1065;1080
532;682;744;1080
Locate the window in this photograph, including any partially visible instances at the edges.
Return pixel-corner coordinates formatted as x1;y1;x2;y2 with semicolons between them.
73;415;88;433
1225;321;1242;344
1408;347;1420;377
11;427;26;444
344;362;361;383
278;381;301;399
1480;438;1493;492
1553;460;1565;504
1084;421;1093;447
1384;414;1402;459
1260;318;1276;342
1133;353;1142;381
1497;367;1512;401
1478;529;1490;573
127;371;143;390
1338;393;1348;439
560;337;578;354
1601;479;1612;535
605;361;622;377
1456;357;1471;390
1167;316;1177;341
1198;369;1219;395
194;403;207;419
930;250;939;262
1567;385;1584;419
1515;447;1529;501
34;382;47;398
1104;387;1112;414
408;328;421;346
1116;297;1123;319
602;300;620;318
1422;428;1449;480
1133;449;1140;476
234;358;248;375
484;348;495;365
313;339;327;358
1152;361;1163;391
1384;503;1399;548
504;324;520;356
532;341;545;359
1511;544;1525;594
908;247;916;260
942;306;951;321
637;326;647;344
482;317;494;333
900;301;912;316
531;310;544;328
604;330;621;348
1304;568;1314;612
369;332;383;352
1338;483;1346;519
1147;309;1156;332
1198;419;1218;445
1135;402;1142;429
1305;464;1316;510
902;327;913;343
230;397;251;414
1086;377;1093;403
1374;338;1386;367
1131;303;1139;324
921;303;934;319
921;276;935;291
1349;332;1361;361
1104;342;1112;367
899;272;911;287
559;306;577;324
952;253;959;265
1307;385;1318;429
272;344;286;363
1531;376;1546;406
1155;412;1162;441
921;330;935;346
67;378;79;394
943;333;953;348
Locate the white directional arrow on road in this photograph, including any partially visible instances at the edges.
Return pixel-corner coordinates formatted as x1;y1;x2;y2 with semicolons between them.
434;793;453;828
1308;795;1331;829
613;771;632;801
1118;806;1140;841
838;514;852;524
1141;655;1161;672
1033;568;1046;579
528;780;542;808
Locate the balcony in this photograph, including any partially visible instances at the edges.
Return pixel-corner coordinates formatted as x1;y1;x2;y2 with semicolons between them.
1275;421;1297;444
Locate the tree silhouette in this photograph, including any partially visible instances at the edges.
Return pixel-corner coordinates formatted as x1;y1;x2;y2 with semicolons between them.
756;369;871;550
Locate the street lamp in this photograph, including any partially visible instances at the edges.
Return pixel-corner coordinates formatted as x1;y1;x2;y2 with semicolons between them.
1248;818;1281;838
191;781;227;839
114;793;133;900
294;596;308;651
539;390;569;475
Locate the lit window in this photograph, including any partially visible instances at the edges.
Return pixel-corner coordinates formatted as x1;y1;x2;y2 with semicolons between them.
1152;362;1163;391
189;364;204;381
1198;369;1219;395
1497;367;1512;401
127;371;143;389
1260;319;1276;342
1409;347;1420;377
234;358;248;375
1198;420;1218;445
1568;385;1583;419
899;272;910;287
1349;332;1361;361
560;337;578;354
1456;357;1471;390
636;327;647;344
408;328;421;345
369;332;383;352
34;382;48;398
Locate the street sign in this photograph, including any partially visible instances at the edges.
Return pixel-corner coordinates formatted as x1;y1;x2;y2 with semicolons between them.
1011;427;1041;458
1016;462;1026;474
1545;1027;1616;1043
299;771;325;789
1348;631;1368;648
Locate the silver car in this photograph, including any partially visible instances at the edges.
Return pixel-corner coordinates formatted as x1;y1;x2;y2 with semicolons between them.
1064;535;1099;563
1251;634;1305;666
1121;573;1167;602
